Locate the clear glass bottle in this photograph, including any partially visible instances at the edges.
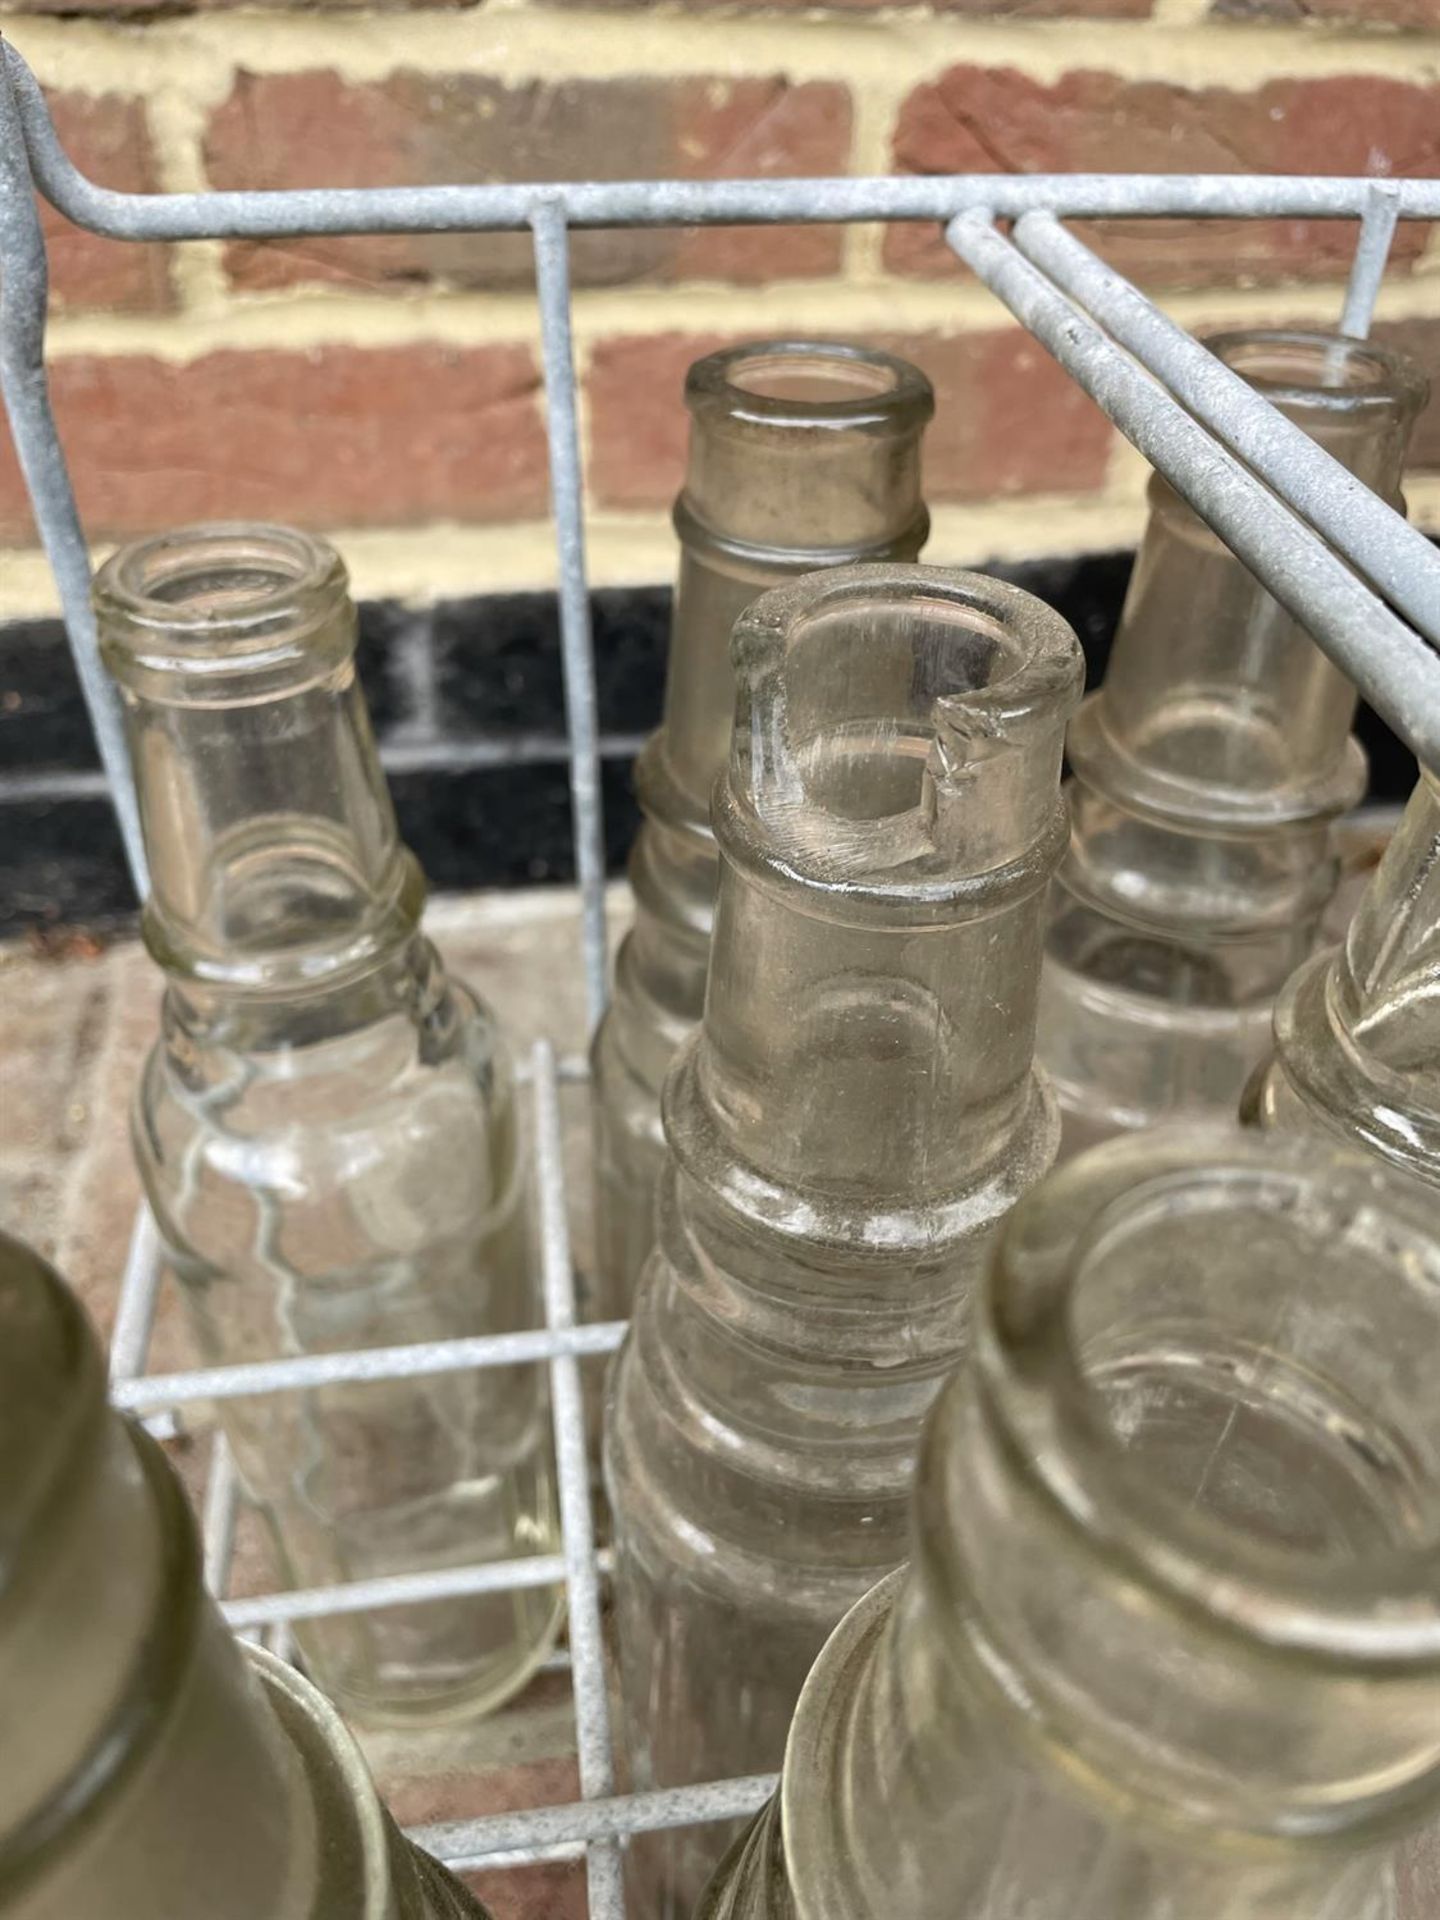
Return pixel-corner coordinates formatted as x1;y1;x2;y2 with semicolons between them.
1039;330;1428;1155
606;562;1084;1917
700;1128;1440;1920
1243;767;1440;1187
95;524;561;1727
0;1228;491;1920
589;342;934;1320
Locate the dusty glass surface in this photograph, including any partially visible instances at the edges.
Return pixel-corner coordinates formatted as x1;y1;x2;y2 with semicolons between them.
701;1129;1440;1920
589;342;933;1320
606;563;1083;1917
1040;332;1428;1155
95;524;561;1728
1244;767;1440;1187
0;1230;490;1919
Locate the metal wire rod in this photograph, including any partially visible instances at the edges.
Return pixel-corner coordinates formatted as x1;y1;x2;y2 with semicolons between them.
516;1049;592;1086
112;1319;627;1412
1342;183;1403;340
531;1036;625;1920
412;1775;779;1874
107;1204;164;1383
263;1620;298;1664
0;45;146;890
949;211;1440;774
1010;211;1440;645
221;1548;600;1630
4;46;1436;242
532;203;609;1031
201;1433;240;1597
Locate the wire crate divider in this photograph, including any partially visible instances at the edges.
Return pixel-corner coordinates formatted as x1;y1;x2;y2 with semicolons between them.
3;28;1440;1917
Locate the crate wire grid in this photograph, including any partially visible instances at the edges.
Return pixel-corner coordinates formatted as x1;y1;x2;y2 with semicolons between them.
4;27;1440;1915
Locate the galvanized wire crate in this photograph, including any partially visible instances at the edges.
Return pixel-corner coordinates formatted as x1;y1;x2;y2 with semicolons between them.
3;30;1440;1918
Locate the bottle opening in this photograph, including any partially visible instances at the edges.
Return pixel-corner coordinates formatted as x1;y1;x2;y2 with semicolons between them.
687;340;935;432
96;524;354;704
1206;328;1427;413
988;1130;1440;1661
782;592;1017;824
727;349;902;406
1071;1173;1437;1565
100;525;343;632
727;565;1082;893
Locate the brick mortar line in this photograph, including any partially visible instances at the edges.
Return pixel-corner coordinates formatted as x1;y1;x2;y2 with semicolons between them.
13;5;1440;329
8;11;1440;107
842;71;902;281
6;472;1440;638
3;481;1438;609
0;496;1174;615
141;70;232;315
1150;0;1213;21
0;734;654;806
36;268;1440;362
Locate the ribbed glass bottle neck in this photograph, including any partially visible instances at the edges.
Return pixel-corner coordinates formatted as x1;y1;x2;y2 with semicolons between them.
684;564;1081;1202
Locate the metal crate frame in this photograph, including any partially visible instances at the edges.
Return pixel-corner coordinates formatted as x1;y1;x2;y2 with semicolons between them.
4;28;1440;1917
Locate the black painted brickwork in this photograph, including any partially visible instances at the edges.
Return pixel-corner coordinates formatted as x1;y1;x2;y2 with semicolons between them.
0;556;1419;935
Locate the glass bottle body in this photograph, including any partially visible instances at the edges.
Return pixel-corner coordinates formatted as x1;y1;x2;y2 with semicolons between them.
0;1230;491;1920
97;525;561;1726
606;564;1083;1917
1039;331;1427;1154
590;342;934;1319
1245;768;1440;1187
702;1130;1440;1920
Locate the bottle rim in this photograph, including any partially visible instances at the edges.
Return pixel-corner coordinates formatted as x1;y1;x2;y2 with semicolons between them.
248;1646;399;1920
1202;326;1430;419
94;523;352;696
717;562;1083;916
685;340;936;432
731;562;1085;772
976;1125;1440;1671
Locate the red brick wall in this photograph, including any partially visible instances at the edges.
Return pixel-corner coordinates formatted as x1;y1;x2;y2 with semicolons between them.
3;4;1439;587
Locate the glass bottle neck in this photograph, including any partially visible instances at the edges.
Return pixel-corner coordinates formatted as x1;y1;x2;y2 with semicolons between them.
128;659;420;995
656;343;933;822
0;1236;307;1917
776;1134;1440;1920
687;564;1081;1206
897;1132;1440;1844
95;528;422;997
1071;332;1424;835
693;836;1061;1202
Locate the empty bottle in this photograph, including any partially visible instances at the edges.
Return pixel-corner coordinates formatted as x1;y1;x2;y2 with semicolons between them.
96;524;561;1727
701;1128;1440;1920
1039;330;1427;1153
0;1229;491;1919
606;563;1083;1916
590;342;933;1318
1244;766;1440;1188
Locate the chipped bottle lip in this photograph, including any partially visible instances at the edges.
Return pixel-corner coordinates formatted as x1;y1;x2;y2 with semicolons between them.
717;563;1083;916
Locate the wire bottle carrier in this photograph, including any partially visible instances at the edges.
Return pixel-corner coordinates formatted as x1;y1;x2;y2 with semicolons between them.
3;31;1440;1918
